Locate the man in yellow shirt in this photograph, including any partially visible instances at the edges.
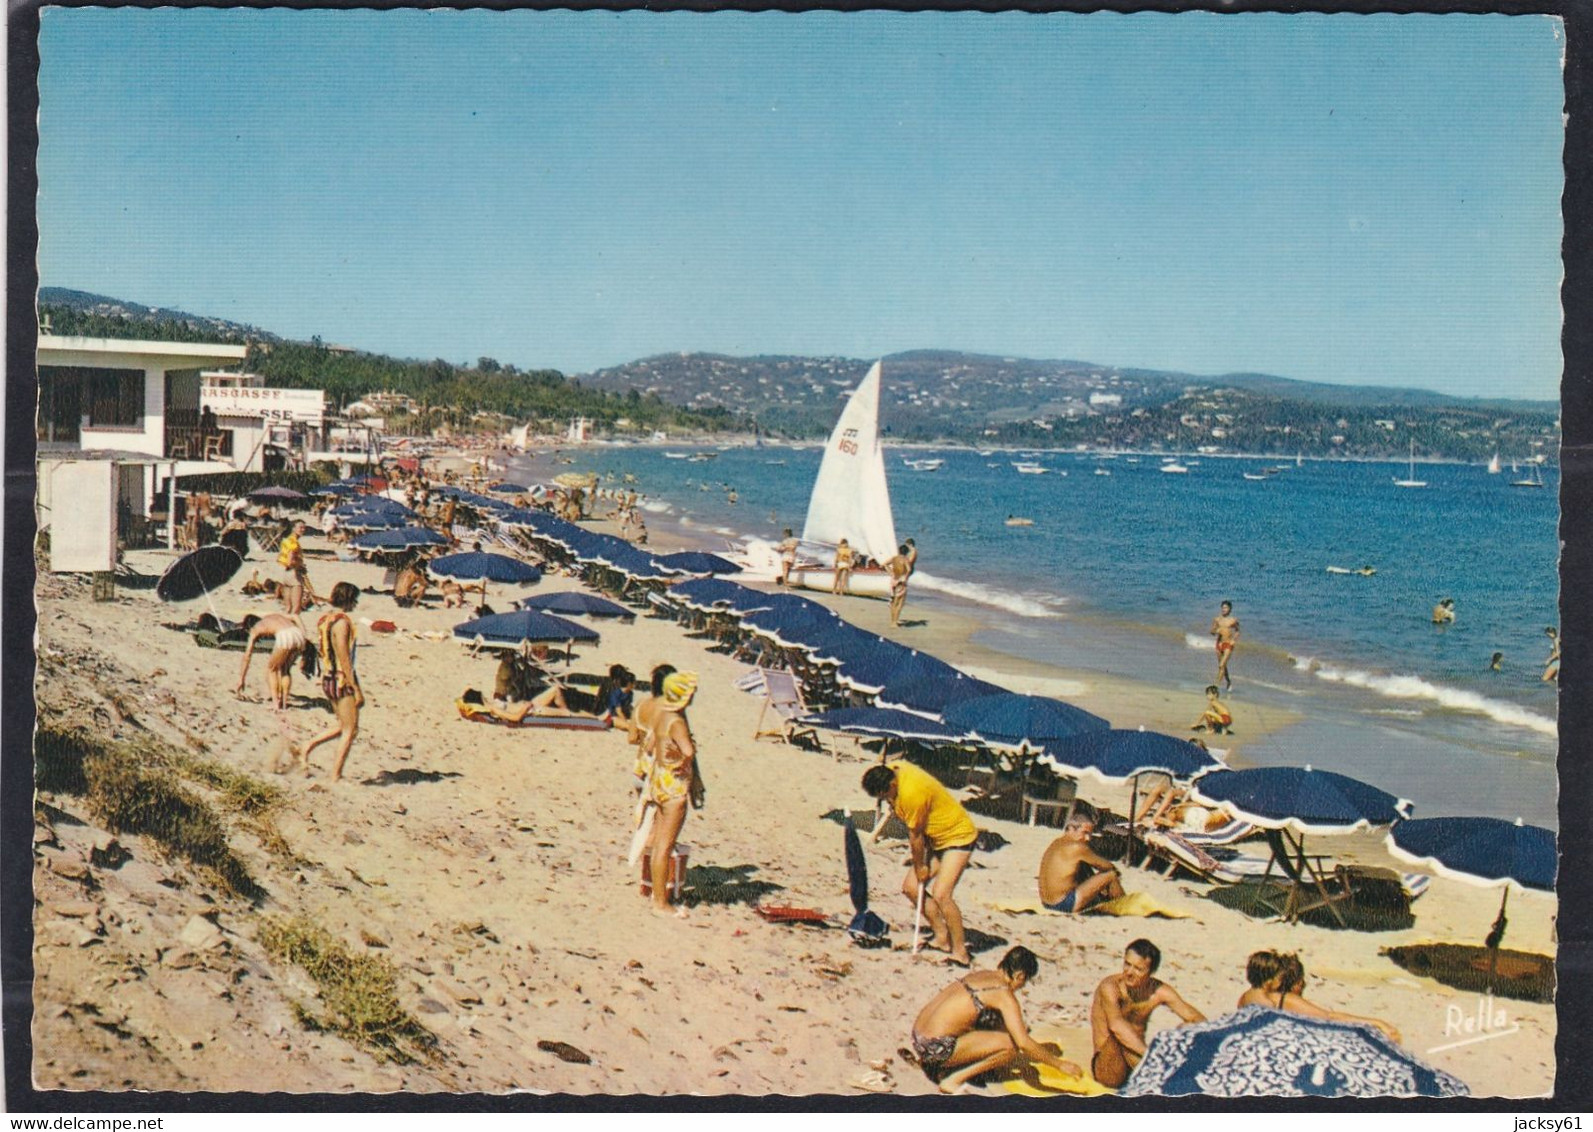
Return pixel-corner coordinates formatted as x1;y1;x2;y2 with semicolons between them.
863;762;978;967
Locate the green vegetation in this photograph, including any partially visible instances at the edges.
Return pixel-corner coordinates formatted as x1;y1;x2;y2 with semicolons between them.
38;301;750;436
34;727;264;900
258;915;439;1064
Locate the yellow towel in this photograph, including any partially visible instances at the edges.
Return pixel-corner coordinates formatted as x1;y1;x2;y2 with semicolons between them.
1083;892;1191;919
988;892;1191;919
1001;1066;1115;1098
987;897;1062;916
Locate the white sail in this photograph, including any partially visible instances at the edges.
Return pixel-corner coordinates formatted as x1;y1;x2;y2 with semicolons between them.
1488;452;1501;474
802;360;899;563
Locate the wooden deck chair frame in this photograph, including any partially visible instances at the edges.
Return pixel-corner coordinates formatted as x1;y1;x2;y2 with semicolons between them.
752;667;819;746
1257;828;1352;926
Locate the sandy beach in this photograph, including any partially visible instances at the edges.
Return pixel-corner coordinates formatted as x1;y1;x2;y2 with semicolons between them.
30;498;1556;1097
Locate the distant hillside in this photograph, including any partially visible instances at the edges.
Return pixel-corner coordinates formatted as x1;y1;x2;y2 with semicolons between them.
34;287;1559;459
39;287;277;343
575;350;1558;459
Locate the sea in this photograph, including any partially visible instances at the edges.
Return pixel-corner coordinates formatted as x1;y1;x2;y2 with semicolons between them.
504;444;1561;829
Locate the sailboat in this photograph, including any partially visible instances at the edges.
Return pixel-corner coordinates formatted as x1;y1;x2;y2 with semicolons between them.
1487;451;1501;475
1511;463;1546;489
1393;440;1427;489
777;361;898;597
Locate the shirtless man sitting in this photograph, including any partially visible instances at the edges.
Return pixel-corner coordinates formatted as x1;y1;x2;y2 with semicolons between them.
1090;939;1206;1088
1037;811;1124;914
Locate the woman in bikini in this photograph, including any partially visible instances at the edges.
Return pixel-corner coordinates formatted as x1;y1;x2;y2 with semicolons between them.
641;671;698;917
1239;951;1401;1043
297;581;363;782
909;946;1082;1095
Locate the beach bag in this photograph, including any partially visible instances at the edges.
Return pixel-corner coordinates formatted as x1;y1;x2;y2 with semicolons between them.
847;909;890;948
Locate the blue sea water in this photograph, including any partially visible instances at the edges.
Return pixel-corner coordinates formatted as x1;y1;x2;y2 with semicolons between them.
510;445;1560;827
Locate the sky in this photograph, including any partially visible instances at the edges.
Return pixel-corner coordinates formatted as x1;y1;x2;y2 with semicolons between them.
36;10;1567;400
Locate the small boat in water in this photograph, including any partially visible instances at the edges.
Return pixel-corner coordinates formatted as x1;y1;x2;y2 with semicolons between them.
1511;464;1546;489
1159;462;1189;474
1393;440;1427;488
1005;516;1035;527
1242;472;1270;481
1013;462;1048;475
1094;467;1112;476
1488;452;1502;475
903;457;944;471
663;452;691;459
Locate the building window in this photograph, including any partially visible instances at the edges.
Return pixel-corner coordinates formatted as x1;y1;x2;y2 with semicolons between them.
87;369;144;428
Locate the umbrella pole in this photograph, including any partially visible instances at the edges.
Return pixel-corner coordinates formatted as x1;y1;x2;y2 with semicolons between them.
1126;773;1139;867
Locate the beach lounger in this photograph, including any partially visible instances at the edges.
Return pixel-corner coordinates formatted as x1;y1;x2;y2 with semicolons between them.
456;699;612;731
752;668;821;747
1176;819;1260;847
1141;829;1273;885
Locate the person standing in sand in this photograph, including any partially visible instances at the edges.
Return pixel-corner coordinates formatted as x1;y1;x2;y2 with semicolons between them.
1037;811;1124;914
886;544;913;628
1210;600;1239;691
296;582;363;782
862;762;978;968
278;520;311;615
832;538;855;595
234;612;310;708
777;529;800;587
641;671;699;917
909;946;1083;1094
1089;938;1206;1088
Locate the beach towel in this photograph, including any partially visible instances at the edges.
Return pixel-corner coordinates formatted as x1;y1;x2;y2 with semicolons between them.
1083;892;1192;919
754;905;832;925
456;700;612;731
987;893;1191;919
1001;1067;1115;1099
627;801;656;868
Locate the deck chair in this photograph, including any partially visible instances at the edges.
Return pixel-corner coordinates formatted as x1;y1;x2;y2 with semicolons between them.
1021;769;1078;828
1141;829;1273;886
752;668;819;746
1176;818;1260;847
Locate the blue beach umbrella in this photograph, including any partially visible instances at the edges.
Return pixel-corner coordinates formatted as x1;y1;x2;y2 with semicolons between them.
940;692;1111;748
1121;1005;1468;1098
311;482;360;497
518;591;634;619
1190;765;1412;836
1038;728;1223;787
349;527;450;552
1387;815;1556;955
740;605;846;649
669;576;755;610
452;609;600;649
246;485;307;504
336;514;408;533
831;644;959;695
844;822;888;945
487;482;530;494
1386;816;1555;892
875;674;1009;720
793;706;969;745
654;551;743;575
429;552;543;586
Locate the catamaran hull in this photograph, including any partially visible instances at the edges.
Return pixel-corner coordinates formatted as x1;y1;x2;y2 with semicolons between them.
786;568;893;600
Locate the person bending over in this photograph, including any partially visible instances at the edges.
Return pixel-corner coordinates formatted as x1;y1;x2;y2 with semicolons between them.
234;612;309;708
910;946;1082;1095
863;762;978;968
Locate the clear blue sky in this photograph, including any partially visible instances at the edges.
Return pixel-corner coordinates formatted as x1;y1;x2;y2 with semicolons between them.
37;10;1565;400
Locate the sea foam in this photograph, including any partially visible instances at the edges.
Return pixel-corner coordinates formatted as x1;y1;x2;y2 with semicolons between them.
1309;662;1557;737
912;571;1064;619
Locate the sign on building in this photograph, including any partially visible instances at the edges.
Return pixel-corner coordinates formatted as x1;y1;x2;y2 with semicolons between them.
201;385;325;425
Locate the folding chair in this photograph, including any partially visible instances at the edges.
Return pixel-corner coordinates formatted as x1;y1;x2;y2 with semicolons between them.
752;668;819;746
1140;829;1274;886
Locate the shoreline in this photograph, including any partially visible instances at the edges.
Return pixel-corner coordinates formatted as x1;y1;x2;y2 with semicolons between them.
511;447;1559;827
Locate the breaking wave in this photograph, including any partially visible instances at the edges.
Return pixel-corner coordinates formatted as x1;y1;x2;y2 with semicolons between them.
911;571;1064;619
1303;661;1557;737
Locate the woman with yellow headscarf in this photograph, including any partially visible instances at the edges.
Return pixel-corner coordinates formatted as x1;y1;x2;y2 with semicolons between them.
642;670;699;917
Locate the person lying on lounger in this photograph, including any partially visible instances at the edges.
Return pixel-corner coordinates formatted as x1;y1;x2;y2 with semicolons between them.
1239;950;1401;1043
462;686;575;720
1037;809;1124;914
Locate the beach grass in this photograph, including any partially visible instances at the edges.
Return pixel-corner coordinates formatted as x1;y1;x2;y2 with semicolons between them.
257;915;439;1065
35;726;265;900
